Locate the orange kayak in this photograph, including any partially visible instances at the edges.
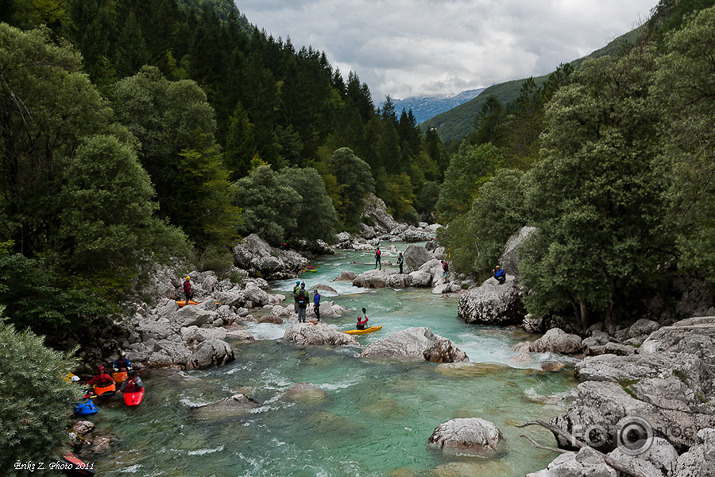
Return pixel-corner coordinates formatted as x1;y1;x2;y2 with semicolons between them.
94;382;116;397
112;371;127;383
176;300;200;307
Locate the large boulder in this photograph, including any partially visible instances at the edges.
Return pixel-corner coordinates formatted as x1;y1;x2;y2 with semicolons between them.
428;418;501;453
498;226;535;279
185;339;235;369
232;234;308;279
628;318;660;339
674;428;715;476
284;322;359;346
352;269;393;289
404;244;434;272
361;194;401;233
332;270;357;282
358;327;468;363
408;270;432;287
385;273;412;288
526;448;615;477
457;276;525;326
529;328;583;354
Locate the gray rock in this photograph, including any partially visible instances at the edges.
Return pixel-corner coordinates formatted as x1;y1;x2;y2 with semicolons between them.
529;328;583;354
361;193;401;233
608;437;678;477
498;226;535;279
603;342;636;356
284;322;359;346
352;269;393;289
526;448;616;477
428;418;501;453
358;327;467;363
283;383;328;403
458;276;525;326
674;428;715;477
408;270;432;287
403;244;434;271
332;270;357;282
312;284;337;293
232;233;308;279
385;273;412;288
185;339;234;369
628;319;661;339
523;314;544;333
180;326;227;343
192;393;259;419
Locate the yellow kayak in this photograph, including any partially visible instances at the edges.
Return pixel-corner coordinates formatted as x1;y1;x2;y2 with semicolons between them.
345;326;382;335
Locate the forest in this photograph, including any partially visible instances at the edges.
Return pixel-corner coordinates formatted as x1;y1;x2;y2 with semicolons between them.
0;0;713;342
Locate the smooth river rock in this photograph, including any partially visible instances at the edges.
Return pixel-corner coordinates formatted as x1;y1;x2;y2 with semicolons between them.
284;322;359;346
358;327;468;363
428;418;501;453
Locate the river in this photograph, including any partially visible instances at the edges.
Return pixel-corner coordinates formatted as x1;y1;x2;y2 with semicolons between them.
90;247;575;476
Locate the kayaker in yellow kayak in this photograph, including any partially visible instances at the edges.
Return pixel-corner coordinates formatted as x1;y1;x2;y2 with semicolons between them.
356;308;369;330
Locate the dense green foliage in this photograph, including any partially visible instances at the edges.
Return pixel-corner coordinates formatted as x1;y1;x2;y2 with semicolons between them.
442;3;715;331
0;314;82;469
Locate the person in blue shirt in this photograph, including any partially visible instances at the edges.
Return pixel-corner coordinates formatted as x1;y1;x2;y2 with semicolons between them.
113;353;132;372
493;265;506;284
313;289;321;322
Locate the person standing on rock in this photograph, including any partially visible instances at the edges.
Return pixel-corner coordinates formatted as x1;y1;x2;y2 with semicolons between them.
296;282;310;323
374;247;382;270
313;289;321;322
293;280;301;313
356;308;369;330
442;260;449;280
183;276;192;305
493;265;506;284
397;252;404;274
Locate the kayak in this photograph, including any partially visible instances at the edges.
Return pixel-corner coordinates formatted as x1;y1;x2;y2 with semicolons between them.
123;387;145;406
73;398;98;416
176;300;200;307
94;382;116;397
60;452;95;476
112;371;128;383
345;325;382;335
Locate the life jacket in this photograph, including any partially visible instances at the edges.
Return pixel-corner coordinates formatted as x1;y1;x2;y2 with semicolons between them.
376;250;381;258
125;378;141;393
183;280;191;293
357;316;368;326
314;293;320;305
442;262;448;271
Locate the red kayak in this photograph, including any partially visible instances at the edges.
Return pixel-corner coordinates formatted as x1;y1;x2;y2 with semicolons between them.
123;387;145;406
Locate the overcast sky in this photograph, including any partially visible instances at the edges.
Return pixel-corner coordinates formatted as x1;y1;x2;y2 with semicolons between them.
235;0;657;101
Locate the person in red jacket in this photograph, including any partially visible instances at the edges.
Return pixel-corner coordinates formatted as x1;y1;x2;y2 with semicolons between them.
356;308;369;330
87;366;115;388
183;276;192;305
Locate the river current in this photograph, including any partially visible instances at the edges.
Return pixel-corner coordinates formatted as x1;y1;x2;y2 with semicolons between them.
91;247;575;476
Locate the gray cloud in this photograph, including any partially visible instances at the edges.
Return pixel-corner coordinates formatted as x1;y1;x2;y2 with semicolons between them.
236;0;655;100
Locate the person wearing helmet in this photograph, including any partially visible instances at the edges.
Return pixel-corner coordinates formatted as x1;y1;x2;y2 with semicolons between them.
313;289;321;322
121;369;143;393
87;366;115;388
293;280;301;313
296;282;310;323
356;308;369;330
183;276;192;305
113;353;132;372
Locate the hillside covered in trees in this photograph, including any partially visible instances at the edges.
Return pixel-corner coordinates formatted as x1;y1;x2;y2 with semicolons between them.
0;0;713;346
436;0;715;332
0;0;448;344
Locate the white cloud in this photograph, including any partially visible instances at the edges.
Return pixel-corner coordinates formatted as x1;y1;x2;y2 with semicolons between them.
235;0;656;100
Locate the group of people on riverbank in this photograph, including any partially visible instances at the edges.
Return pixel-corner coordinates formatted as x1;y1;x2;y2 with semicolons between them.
292;281;321;323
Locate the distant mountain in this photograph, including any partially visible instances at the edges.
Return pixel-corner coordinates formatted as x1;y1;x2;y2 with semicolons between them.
381;89;485;125
421;27;645;143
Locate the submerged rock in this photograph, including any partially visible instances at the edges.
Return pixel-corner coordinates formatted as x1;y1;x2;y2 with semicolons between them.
358;327;467;363
191;393;259;419
428;417;501;453
283;383;328;403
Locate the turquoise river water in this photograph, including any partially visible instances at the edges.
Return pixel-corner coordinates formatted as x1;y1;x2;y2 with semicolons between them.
89;247;576;476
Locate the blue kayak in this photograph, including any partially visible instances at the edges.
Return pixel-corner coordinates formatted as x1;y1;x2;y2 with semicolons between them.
73;398;98;416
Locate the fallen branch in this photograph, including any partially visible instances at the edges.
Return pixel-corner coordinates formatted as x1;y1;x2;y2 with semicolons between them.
517;420;650;477
520;434;570;454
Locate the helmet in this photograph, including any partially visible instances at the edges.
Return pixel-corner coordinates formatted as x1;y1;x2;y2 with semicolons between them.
98;366;105;371
296;280;300;285
71;375;80;382
128;370;136;376
185;276;191;280
300;282;305;288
